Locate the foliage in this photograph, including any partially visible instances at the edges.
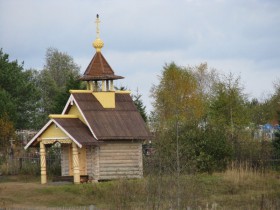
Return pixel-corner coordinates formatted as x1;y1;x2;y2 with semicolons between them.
44;48;80;87
151;62;205;125
132;90;148;122
208;73;249;133
150;62;232;174
34;48;82;127
0;49;41;129
273;131;280;157
0;114;15;163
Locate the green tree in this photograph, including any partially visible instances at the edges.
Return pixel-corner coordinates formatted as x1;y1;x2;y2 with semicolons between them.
151;62;205;126
0;49;40;129
36;48;82;123
132;89;148;122
150;62;231;174
52;74;82;114
208;73;249;135
44;48;80;87
0;113;15;165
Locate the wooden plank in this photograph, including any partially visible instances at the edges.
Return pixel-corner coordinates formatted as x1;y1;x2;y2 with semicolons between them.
100;162;139;167
99;174;142;180
100;145;140;150
99;171;141;176
98;156;139;161
99;149;139;154
94;146;100;180
79;147;87;175
100;151;139;155
86;146;93;176
99;167;141;172
99;159;139;164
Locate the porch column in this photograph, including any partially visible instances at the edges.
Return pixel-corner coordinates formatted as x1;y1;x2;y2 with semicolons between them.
72;142;80;184
40;141;47;184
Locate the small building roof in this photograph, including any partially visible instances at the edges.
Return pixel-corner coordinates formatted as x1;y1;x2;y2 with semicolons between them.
79;52;124;81
66;92;151;140
24;117;99;149
54;118;98;145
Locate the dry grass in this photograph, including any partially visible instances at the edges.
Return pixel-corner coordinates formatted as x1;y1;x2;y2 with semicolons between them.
1;168;280;209
223;161;265;185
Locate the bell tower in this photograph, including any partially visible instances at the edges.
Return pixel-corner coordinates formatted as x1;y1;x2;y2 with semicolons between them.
80;14;124;92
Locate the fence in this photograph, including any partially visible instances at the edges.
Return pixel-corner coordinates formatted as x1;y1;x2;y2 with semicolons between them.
2;152;61;176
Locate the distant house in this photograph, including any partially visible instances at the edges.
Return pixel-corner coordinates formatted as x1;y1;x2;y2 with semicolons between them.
24;15;151;184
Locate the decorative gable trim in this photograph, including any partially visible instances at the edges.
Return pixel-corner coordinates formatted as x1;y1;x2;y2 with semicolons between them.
24;120;53;149
52;119;82;148
62;94;75;114
24;119;83;150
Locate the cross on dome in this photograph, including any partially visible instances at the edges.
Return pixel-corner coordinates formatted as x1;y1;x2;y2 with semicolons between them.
93;14;104;52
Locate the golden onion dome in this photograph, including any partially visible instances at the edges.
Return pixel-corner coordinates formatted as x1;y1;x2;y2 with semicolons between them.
93;38;104;52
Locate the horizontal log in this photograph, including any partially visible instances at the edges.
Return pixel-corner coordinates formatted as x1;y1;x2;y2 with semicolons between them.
99;149;139;154
99;167;140;172
99;175;142;180
100;162;139;167
100;145;140;150
99;155;139;160
99;150;140;155
99;159;139;164
99;171;141;176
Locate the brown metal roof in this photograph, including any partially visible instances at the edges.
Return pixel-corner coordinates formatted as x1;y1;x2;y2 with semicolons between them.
53;118;99;145
80;52;124;81
71;93;151;140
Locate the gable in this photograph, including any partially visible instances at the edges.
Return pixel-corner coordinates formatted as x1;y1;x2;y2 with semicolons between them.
40;123;68;139
67;103;86;124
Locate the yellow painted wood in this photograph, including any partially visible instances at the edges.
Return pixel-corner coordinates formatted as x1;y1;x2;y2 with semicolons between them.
79;147;87;175
72;143;80;184
40;142;47;184
92;92;115;108
49;114;77;118
40;123;68;139
67;104;86;124
115;90;131;94
69;90;93;93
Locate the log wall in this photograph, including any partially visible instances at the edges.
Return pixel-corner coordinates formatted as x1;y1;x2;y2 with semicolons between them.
60;142;143;181
97;142;143;180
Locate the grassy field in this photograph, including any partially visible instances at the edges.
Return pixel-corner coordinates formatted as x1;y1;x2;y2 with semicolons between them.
1;167;280;209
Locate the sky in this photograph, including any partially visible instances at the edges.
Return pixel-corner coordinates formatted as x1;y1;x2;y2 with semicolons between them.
0;0;279;113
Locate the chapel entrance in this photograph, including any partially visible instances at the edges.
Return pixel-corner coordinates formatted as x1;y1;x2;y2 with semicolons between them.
69;145;87;176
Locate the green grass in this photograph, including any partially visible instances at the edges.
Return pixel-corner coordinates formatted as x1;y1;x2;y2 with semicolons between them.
0;170;280;209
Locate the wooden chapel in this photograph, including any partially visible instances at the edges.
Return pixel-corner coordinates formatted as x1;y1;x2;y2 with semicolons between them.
24;15;151;184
